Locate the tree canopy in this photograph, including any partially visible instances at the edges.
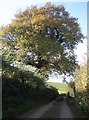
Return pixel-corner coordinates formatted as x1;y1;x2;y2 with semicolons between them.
1;2;84;76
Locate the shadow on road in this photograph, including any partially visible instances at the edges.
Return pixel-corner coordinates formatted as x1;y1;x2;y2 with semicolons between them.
18;96;74;119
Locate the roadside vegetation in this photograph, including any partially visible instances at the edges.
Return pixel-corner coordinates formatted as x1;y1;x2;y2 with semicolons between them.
1;2;86;118
2;60;59;118
67;60;88;118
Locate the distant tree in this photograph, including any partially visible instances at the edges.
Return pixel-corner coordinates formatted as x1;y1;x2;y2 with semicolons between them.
68;81;75;89
62;77;68;83
68;80;75;96
1;2;84;76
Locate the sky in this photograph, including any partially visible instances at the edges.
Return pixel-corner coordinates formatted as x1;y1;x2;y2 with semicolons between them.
0;0;87;82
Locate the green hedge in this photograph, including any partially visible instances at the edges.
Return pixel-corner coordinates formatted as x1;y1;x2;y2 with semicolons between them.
2;61;59;118
67;92;88;118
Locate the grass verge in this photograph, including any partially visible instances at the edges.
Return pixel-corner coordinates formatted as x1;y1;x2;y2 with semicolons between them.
3;99;51;118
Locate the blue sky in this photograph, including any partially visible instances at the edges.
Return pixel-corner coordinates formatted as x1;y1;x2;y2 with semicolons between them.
0;0;87;82
61;2;87;36
0;1;87;37
0;1;87;33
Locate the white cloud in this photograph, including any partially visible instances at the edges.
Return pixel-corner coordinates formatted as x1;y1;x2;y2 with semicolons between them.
74;38;87;65
0;7;15;25
0;0;88;25
0;0;57;9
60;0;88;2
0;0;59;25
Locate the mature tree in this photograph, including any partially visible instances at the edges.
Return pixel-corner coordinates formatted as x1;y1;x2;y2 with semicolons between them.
1;2;84;76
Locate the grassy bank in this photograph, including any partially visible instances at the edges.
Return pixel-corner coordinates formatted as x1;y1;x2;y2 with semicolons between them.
47;82;69;94
3;78;59;118
2;60;59;118
3;99;51;118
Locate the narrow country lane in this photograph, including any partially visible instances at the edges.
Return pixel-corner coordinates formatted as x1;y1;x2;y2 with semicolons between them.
58;99;74;118
18;98;74;119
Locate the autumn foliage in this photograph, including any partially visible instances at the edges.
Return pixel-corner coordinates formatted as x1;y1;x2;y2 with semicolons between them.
1;2;84;76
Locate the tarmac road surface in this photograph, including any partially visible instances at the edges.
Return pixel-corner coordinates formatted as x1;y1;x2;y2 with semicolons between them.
18;97;74;119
